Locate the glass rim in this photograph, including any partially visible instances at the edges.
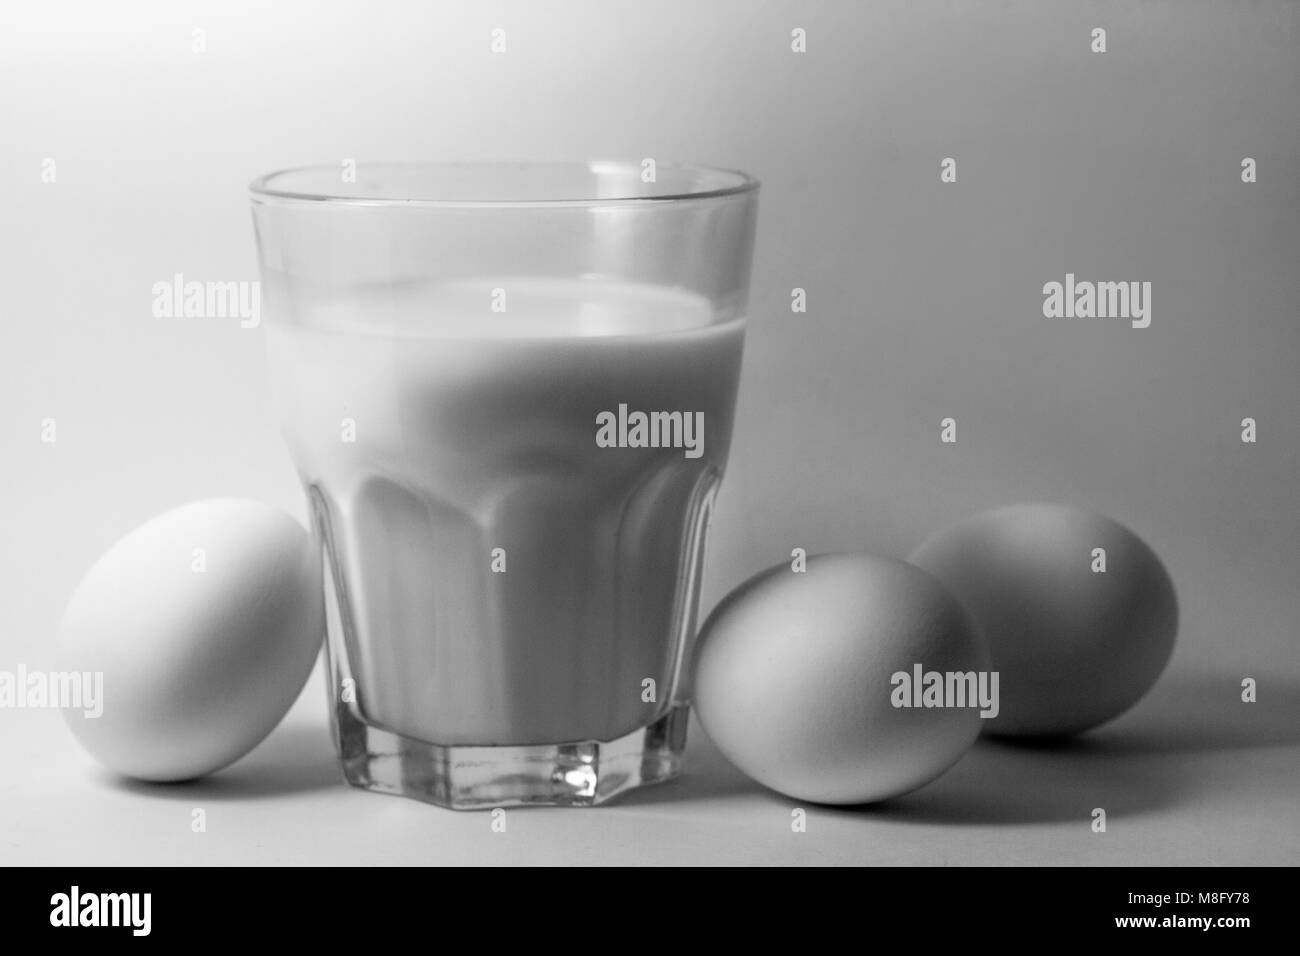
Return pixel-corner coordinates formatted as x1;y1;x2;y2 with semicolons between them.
248;160;760;208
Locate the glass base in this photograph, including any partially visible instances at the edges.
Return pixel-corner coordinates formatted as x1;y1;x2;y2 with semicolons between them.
332;701;690;810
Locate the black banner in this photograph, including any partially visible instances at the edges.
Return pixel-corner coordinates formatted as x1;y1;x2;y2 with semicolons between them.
5;866;1284;942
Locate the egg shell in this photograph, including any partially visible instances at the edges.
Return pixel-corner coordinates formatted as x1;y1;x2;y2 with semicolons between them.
909;502;1177;737
57;498;324;781
692;553;987;805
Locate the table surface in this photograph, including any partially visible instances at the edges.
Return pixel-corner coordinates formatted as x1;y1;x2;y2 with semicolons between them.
4;658;1296;866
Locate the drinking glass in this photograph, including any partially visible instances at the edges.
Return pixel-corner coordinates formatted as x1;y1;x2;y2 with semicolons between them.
250;161;758;808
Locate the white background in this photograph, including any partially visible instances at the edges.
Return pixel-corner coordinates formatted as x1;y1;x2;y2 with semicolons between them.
3;0;1297;864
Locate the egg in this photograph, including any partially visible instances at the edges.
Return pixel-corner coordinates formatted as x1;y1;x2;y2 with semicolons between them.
692;553;987;804
909;503;1178;737
57;498;324;781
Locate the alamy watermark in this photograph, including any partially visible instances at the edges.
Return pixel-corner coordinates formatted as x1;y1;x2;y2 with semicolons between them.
1043;273;1151;328
152;273;260;328
50;886;150;936
595;404;704;459
0;665;102;718
890;663;999;718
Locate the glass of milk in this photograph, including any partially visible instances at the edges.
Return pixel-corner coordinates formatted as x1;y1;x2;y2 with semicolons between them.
250;162;758;808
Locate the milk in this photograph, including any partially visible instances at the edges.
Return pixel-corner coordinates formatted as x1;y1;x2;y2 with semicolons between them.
265;278;744;746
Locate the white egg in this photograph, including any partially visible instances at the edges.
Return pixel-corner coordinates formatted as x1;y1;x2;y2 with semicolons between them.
57;498;324;781
692;553;987;805
909;503;1178;737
